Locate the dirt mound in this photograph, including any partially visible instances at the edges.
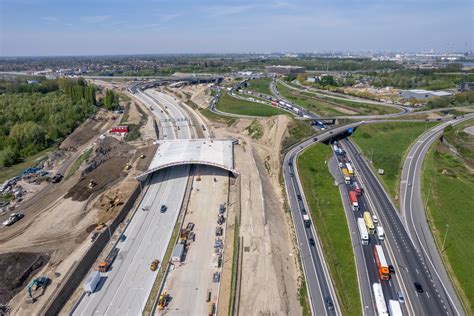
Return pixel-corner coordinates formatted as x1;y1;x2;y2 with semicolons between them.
0;252;49;305
65;137;134;201
59;111;111;151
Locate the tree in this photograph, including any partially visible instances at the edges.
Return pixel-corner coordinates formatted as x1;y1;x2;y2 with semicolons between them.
0;147;20;167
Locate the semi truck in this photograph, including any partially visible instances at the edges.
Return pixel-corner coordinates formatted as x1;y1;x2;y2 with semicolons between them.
363;211;375;234
303;214;310;228
372;283;389;316
83;271;100;294
98;248;119;273
345;163;354;175
353;182;363;196
374;245;390;280
349;191;359;211
345;176;352;184
357;218;369;245
388;300;403;316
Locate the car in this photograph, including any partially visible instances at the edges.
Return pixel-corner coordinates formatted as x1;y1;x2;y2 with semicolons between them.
309;238;315;246
219;204;226;214
213;272;220;283
119;234;127;242
51;173;64;183
407;183;412;187
90;232;99;242
142;206;150;211
339;162;344;168
372;215;379;224
296;194;302;200
398;292;405;303
389;264;395;274
325;297;335;311
313;137;318;141
150;259;159;271
414;282;424;293
288;161;293;166
290;172;295;177
160;205;167;213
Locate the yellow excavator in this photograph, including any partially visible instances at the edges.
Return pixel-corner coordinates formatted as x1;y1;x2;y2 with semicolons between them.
158;291;170;310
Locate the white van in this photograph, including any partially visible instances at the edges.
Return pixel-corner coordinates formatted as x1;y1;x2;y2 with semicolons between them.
377;226;385;241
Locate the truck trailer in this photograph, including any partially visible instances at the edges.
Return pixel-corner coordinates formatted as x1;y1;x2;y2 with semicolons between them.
388;300;403;316
374;245;390;280
357;218;369;245
83;271;100;294
372;283;389;316
349;191;359;211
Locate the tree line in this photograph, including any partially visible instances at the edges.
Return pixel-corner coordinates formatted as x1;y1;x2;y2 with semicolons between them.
0;78;99;167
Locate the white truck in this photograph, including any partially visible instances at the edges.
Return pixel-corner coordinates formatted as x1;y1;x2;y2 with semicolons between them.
357;218;369;245
377;226;385;241
388;300;403;316
83;271;101;294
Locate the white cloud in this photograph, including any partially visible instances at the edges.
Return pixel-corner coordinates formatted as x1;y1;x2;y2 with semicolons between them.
80;15;111;23
159;13;181;22
41;16;58;23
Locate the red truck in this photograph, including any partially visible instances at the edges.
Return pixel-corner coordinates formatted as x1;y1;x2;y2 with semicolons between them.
349;191;359;211
353;182;363;196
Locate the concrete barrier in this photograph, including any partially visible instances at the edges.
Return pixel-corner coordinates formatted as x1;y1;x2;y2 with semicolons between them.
41;184;141;316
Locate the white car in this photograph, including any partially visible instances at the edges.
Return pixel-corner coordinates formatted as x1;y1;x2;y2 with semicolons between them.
372;214;378;224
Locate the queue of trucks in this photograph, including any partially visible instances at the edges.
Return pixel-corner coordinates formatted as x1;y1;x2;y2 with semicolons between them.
333;141;403;315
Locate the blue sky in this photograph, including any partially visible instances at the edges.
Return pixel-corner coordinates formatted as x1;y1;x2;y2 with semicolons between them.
0;0;472;56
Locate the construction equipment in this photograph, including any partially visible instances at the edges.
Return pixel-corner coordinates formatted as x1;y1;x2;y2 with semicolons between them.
88;180;97;189
140;153;145;159
26;276;49;303
179;228;189;241
124;164;132;171
150;259;159;271
98;248;119;272
158;291;170;310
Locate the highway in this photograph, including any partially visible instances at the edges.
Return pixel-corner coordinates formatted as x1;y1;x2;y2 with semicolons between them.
282;123;367;315
72;88;193;315
341;137;459;315
400;115;474;315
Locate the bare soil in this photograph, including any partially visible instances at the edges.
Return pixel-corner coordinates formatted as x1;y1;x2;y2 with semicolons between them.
0;252;49;305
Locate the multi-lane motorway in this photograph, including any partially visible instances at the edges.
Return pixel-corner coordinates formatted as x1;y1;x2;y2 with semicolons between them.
73;89;193;315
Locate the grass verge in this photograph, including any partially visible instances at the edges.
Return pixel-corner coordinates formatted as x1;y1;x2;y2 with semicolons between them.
281;119;314;153
351;121;437;199
198;107;236;126
421;121;473;313
246;78;273;95
298;143;361;316
244;120;264;140
0;148;54;183
217;91;287;117
65;148;92;180
298;279;311;316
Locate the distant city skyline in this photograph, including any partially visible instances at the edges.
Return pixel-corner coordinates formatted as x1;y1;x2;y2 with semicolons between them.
0;0;472;57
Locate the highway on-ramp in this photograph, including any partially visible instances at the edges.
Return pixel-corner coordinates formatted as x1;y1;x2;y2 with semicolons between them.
400;115;474;315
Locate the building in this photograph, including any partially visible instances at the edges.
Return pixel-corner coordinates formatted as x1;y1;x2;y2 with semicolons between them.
265;65;305;75
399;89;452;100
458;82;474;92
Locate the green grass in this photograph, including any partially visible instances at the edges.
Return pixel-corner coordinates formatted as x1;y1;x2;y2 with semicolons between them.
298;143;361;316
298;280;311;316
125;124;141;141
198;107;236;126
352;121;437;199
246;78;273;95
281;119;314;152
0;148;54;183
65;148;92;179
216;91;287;117
422;135;474;314
277;81;399;116
244;120;264;139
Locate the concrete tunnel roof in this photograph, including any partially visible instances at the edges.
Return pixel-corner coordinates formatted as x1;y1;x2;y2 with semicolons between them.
136;139;239;181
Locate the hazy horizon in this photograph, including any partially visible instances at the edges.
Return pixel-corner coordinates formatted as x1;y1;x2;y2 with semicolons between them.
1;0;473;57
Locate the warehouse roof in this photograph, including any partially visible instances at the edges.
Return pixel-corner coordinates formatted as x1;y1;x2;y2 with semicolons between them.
136;139;238;180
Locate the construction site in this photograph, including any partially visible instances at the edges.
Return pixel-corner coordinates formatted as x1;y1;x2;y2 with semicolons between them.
0;80;302;316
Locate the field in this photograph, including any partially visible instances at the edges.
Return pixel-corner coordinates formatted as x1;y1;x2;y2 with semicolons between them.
351;121;437;199
246;78;273;95
216;91;287;117
276;82;399;116
298;143;361;316
422;119;474;313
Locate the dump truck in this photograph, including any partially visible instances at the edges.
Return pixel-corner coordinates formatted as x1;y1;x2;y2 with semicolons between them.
98;248;119;272
83;271;100;294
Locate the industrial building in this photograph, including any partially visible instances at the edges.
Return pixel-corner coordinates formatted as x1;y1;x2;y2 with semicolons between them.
399;89;452;100
265;65;305;75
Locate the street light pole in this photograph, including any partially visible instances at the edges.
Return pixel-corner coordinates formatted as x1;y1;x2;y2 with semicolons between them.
442;224;449;253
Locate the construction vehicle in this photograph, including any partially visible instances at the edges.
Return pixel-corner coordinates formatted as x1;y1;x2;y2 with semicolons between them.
88;180;97;189
150;259;159;271
140;153;145;159
83;271;100;294
26;276;49;303
180;228;189;241
158;291;170;310
3;213;24;226
124;164;132;171
98;248;119;272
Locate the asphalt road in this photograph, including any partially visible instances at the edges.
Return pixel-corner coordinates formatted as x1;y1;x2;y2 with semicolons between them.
341;138;457;315
400;115;474;315
72;88;193;315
